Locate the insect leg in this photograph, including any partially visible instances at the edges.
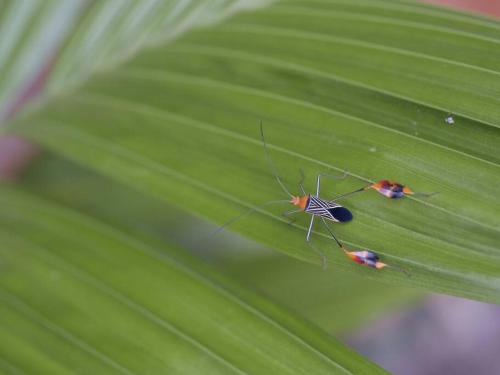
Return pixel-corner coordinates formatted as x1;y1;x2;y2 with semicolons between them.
282;209;302;225
320;217;343;249
315;171;348;196
213;199;290;236
306;215;315;242
316;174;321;196
306;239;327;270
320;217;411;276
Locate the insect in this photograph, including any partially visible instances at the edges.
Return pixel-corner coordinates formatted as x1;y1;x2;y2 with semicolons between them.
332;179;437;200
262;123;353;241
320;217;410;275
216;123;352;256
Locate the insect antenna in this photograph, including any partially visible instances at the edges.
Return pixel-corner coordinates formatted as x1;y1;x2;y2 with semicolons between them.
260;122;293;199
212;199;290;236
298;168;306;195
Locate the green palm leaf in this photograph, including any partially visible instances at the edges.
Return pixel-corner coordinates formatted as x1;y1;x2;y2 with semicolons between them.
7;0;500;302
0;187;385;374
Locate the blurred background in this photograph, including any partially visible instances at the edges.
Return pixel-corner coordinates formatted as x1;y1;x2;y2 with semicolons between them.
1;1;499;374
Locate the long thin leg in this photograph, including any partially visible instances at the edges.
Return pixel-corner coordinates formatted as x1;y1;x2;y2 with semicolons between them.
316;174;321;196
320;217;343;249
331;187;437;202
320;218;410;276
306;239;327;270
282;209;301;225
330;187;368;202
212;199;290;236
315;171;348;197
306;215;315;241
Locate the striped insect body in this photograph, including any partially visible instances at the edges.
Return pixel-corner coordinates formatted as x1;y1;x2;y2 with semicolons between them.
217;124;353;254
301;195;353;222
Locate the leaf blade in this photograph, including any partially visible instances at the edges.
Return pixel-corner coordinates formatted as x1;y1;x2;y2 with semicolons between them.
0;187;385;374
6;0;500;302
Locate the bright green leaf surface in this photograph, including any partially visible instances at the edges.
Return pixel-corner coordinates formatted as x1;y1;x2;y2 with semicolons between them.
8;0;500;303
0;187;386;374
20;152;421;336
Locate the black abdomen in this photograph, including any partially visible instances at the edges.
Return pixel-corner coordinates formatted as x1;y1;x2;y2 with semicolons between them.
328;207;353;222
